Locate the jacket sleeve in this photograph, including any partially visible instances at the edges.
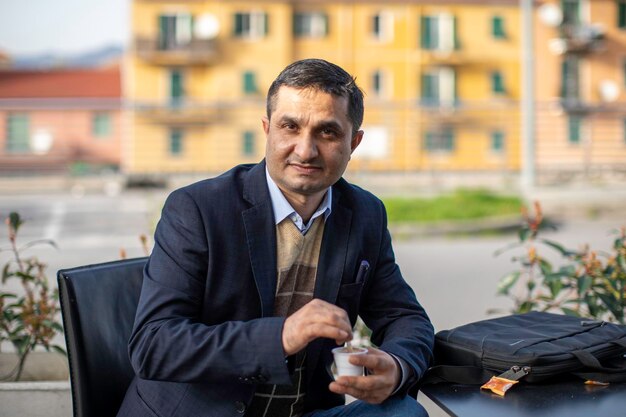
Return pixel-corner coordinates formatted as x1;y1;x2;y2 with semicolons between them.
359;202;435;396
127;189;292;385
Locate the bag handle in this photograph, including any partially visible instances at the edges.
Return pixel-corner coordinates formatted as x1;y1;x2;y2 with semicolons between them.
571;340;626;383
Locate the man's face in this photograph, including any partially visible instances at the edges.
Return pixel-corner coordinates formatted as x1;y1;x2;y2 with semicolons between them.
263;86;363;203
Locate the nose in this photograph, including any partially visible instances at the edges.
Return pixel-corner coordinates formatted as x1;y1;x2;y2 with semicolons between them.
293;133;318;162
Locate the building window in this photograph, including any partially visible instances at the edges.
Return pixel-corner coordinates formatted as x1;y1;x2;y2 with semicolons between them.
421;14;457;51
372;11;394;42
491;71;505;94
169;129;183;155
234;11;268;39
242;131;255;156
561;0;581;25
561;56;580;100
158;14;193;50
620;0;626;29
294;12;328;38
169;69;184;106
424;128;455;152
92;113;111;138
491;131;505;152
6;114;30;153
243;71;258;94
492;16;506;39
568;115;582;144
421;67;456;107
372;70;391;98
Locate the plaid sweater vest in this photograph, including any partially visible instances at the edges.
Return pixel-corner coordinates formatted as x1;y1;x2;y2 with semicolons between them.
247;216;326;417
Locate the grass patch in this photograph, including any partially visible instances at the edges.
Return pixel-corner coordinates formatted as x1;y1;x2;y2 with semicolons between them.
383;189;522;224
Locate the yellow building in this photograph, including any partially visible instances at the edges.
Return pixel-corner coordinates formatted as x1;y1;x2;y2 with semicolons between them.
534;0;626;183
127;0;523;175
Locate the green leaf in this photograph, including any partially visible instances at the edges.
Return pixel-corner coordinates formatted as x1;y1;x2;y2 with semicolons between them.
2;264;12;284
541;239;579;257
497;271;521;295
539;258;553;276
518;227;531;243
493;241;523;257
8;212;23;233
19;239;59;252
51;345;67;356
548;279;563;298
577;275;593;295
561;307;580;317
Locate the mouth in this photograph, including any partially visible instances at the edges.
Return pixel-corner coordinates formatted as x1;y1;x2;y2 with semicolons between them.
288;163;322;175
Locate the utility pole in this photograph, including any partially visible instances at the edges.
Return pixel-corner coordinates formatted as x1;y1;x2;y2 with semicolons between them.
521;0;535;191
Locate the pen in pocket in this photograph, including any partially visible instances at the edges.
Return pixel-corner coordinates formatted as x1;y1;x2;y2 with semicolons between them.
355;260;370;284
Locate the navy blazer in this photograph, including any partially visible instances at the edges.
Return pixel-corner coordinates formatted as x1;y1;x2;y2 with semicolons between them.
117;161;434;417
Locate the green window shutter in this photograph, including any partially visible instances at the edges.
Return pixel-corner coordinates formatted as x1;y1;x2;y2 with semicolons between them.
234;13;243;36
492;16;505;39
421;73;435;104
445;129;454;150
170;70;184;106
243;131;255;156
264;13;269;35
373;14;381;37
560;59;568;98
93;113;111;138
491;131;505;151
158;15;168;49
421;16;432;49
6;114;30;152
568;116;581;144
491;71;505;94
169;129;183;155
620;1;626;28
453;16;460;50
293;13;302;36
322;14;329;36
243;71;257;94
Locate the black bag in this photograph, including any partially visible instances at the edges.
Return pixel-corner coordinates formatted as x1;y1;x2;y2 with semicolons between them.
423;312;626;386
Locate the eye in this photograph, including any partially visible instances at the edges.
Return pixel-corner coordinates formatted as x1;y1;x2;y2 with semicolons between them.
321;128;339;138
282;122;298;131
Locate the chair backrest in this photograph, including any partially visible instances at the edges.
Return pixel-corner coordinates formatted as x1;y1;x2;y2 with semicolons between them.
58;257;147;417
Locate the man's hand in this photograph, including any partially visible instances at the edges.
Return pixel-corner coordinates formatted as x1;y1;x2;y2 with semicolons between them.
329;348;401;404
282;299;352;356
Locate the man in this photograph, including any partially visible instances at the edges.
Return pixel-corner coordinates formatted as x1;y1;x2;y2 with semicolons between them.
117;59;434;417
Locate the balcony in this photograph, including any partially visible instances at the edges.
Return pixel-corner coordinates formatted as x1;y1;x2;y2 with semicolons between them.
549;24;605;55
133;100;222;125
135;36;217;65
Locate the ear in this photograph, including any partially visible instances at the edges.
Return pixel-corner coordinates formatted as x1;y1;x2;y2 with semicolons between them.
350;130;364;154
262;117;270;135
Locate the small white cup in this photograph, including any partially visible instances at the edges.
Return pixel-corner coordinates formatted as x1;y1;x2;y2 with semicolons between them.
332;346;368;377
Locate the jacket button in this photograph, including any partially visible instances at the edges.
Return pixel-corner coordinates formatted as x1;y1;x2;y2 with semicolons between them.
234;401;246;414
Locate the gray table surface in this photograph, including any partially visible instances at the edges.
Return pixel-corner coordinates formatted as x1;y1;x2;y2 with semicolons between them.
421;381;626;417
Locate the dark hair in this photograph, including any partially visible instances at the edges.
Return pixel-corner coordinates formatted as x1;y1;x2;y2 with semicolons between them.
266;59;364;136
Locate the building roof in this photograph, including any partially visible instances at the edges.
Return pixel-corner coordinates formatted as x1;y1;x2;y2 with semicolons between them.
0;67;121;98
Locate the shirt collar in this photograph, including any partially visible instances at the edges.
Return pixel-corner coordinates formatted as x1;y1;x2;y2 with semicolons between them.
265;168;332;234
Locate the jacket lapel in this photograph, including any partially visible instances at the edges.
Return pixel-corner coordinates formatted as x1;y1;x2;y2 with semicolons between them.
242;161;277;318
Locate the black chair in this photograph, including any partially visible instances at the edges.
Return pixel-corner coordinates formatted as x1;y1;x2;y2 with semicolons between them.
58;257;147;417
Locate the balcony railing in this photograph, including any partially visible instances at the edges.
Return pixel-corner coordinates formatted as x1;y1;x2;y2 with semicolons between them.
133;100;222;125
550;24;605;54
135;36;217;65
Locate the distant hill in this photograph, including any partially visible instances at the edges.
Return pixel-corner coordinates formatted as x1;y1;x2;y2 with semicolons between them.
10;45;124;69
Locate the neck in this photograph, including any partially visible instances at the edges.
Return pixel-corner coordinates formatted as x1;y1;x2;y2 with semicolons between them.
283;190;326;225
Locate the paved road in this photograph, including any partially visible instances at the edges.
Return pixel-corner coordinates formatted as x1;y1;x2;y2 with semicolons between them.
2;189;622;330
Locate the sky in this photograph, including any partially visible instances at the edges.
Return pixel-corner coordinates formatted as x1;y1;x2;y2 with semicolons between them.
0;0;129;55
